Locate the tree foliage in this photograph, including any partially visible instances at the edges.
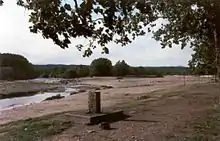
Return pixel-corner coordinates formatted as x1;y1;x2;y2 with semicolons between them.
90;58;112;76
130;67;147;76
113;60;130;77
35;61;184;78
129;66;164;77
4;0;217;55
76;65;90;77
0;53;37;80
189;43;217;75
36;65;90;78
62;68;78;78
1;0;158;56
150;0;220;79
38;67;67;78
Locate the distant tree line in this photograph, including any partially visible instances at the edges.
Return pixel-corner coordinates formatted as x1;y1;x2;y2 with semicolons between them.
0;53;190;80
36;64;90;78
35;58;189;79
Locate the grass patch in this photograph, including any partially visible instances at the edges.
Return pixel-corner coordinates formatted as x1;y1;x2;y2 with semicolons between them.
0;113;74;141
167;105;220;141
190;109;220;141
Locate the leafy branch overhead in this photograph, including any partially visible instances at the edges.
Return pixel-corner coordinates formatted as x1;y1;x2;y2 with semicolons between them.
1;0;158;56
1;0;220;58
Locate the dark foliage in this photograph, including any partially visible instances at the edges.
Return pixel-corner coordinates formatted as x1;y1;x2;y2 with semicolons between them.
61;69;78;79
90;58;113;76
76;65;90;77
189;43;217;75
0;53;38;80
35;64;188;78
113;60;130;77
35;64;89;78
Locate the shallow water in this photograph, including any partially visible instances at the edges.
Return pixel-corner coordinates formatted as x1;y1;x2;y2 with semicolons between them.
30;78;63;83
0;87;77;111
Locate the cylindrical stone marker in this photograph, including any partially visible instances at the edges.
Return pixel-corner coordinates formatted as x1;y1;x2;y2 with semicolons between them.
88;91;101;113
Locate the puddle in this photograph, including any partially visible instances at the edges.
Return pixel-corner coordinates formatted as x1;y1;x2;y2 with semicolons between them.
0;87;77;111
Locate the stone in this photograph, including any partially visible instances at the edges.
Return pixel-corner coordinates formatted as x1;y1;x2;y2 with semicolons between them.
87;130;96;134
137;95;151;100
100;85;113;89
100;122;111;130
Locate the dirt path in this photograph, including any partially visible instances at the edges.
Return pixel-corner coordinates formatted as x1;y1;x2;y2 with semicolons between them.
47;83;219;141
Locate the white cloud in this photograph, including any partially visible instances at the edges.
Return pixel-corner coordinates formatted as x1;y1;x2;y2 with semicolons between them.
0;0;193;66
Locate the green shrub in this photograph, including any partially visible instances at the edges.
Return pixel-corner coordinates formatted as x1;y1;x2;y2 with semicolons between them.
62;69;78;78
0;53;37;80
90;58;113;76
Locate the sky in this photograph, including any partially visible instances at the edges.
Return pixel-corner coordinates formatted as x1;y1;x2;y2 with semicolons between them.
0;0;193;66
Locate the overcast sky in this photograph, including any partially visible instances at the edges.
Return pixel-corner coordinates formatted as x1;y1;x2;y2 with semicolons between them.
0;0;193;66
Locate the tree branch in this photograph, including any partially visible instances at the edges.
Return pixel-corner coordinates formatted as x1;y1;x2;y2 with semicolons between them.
73;0;78;9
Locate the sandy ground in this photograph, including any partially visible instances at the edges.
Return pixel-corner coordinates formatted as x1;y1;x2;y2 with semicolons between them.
47;82;220;141
0;76;213;125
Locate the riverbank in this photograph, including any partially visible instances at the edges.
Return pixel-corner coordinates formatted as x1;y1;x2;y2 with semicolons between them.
0;75;212;125
0;78;115;111
0;79;112;100
0;81;61;99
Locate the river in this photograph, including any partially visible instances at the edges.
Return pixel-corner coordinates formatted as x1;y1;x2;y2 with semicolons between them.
0;78;79;111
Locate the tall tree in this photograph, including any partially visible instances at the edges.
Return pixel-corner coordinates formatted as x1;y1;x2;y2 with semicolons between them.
150;0;220;80
90;58;112;76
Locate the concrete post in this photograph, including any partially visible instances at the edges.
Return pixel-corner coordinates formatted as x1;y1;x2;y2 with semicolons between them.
88;91;101;114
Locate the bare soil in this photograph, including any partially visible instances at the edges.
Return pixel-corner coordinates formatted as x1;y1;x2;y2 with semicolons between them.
47;83;220;141
0;76;211;124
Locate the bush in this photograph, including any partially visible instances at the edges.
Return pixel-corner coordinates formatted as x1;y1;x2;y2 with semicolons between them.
76;65;89;77
90;58;113;76
113;60;130;77
61;69;78;78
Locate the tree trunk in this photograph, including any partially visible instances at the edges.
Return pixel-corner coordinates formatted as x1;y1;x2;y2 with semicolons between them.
214;29;220;83
216;46;220;81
